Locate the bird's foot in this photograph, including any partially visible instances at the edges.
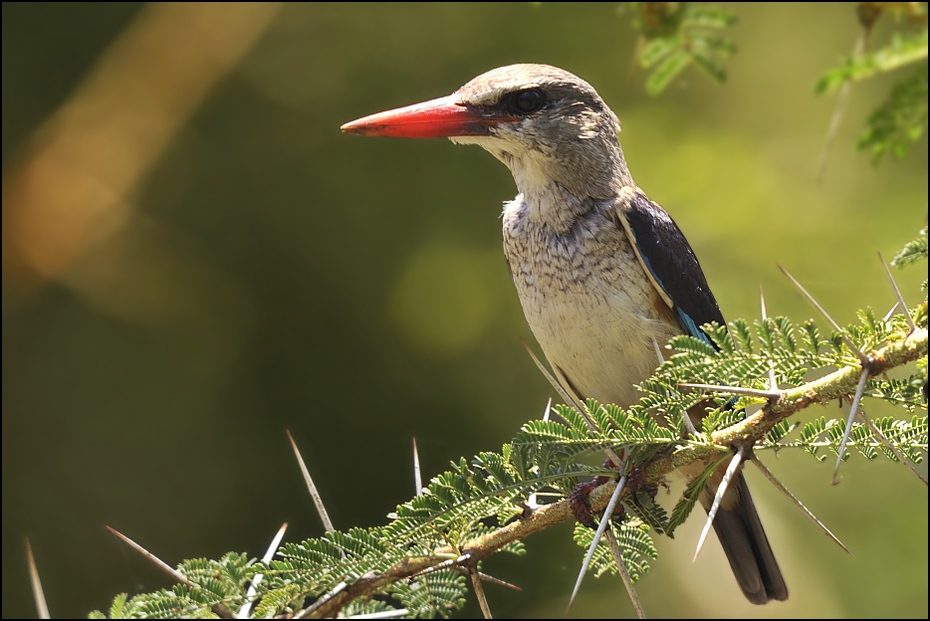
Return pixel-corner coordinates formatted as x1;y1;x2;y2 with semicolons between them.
625;461;660;506
568;457;626;529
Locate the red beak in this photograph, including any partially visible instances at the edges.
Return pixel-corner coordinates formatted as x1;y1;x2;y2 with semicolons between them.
340;94;514;139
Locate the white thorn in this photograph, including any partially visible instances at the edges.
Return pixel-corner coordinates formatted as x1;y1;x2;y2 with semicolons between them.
412;437;423;496
652;337;665;365
346;609;411;619
760;287;778;392
605;527;647;618
883;302;899;323
408;557;459;579
679;382;782;400
523;340;623;466
25;539;50;619
287;430;335;532
778;265;869;365
750;456;850;554
694;447;746;562
569;475;628;608
294;581;348;619
239;523;289;618
682;410;699;437
832;369;870;485
523;341;585;419
878;251;916;333
107;526;193;587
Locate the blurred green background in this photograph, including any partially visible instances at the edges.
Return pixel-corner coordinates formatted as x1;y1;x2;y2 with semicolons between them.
2;3;927;619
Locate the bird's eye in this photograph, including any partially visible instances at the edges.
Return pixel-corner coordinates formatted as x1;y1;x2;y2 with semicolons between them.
507;88;545;115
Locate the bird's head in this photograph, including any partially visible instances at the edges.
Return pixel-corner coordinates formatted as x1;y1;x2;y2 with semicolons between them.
341;64;632;203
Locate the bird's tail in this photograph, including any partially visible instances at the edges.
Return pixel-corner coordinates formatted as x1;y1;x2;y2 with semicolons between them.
703;470;788;604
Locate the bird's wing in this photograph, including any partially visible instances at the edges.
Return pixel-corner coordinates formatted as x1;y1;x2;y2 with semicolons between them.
613;188;725;344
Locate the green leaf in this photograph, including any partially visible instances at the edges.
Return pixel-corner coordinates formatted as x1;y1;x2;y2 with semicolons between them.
667;454;728;533
682;5;738;29
892;227;928;267
572;518;657;580
640;36;676;67
646;48;692;95
815;29;929;94
858;66;928;163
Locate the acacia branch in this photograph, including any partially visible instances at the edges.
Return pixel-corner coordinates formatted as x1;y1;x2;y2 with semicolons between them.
304;325;927;617
712;324;927;448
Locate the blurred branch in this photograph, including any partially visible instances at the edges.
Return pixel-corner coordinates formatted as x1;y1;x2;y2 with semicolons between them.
1;2;282;297
816;2;928;167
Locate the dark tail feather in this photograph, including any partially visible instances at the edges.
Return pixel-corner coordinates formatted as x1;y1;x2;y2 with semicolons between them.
706;471;788;604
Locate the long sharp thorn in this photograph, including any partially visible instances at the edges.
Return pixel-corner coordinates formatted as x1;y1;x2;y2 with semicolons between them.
816;70;854;181
652;337;665;365
472;572;522;592
883;302;899;322
106;529;236;617
522;340;585;417
778;265;869;365
553;359;624;465
408;557;459;581
542;397;552;422
346;609;411;619
679;383;783;400
107;525;192;586
760;287;778;392
682;409;699;437
569;475;628;609
287;430;335;532
816;29;867;181
549;366;594;432
833;370;870;485
694;447;746;562
750;456;851;554
261;521;287;562
239;523;289;618
295;581;348;619
605;528;647;619
523;340;626;467
25;538;50;620
412;437;423;496
469;564;493;619
878;252;916;333
656;336;698;437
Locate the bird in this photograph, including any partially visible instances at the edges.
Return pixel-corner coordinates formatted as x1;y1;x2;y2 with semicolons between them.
341;63;788;605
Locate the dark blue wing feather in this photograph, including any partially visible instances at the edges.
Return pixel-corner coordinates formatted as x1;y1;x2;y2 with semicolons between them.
624;191;725;346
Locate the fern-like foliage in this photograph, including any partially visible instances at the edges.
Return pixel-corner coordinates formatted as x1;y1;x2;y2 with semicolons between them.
89;553;254;619
894;227;929;298
893;226;929;266
89;231;927;618
572;519;657;580
627;2;737;95
792;415;928;463
859;64;928;162
816;3;928;163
